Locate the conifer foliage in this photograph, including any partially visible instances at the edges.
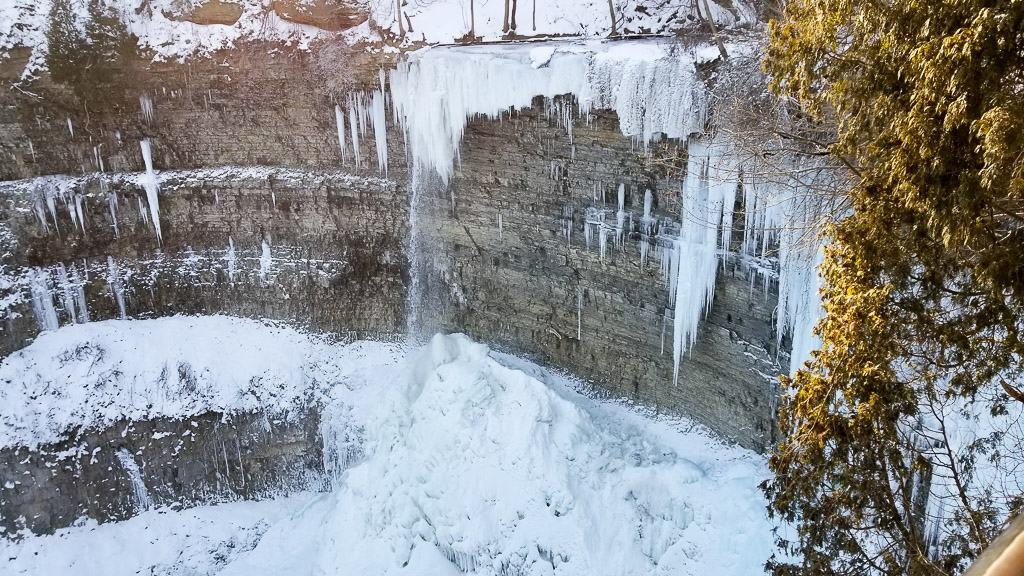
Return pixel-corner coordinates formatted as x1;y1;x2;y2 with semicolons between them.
763;1;1024;575
46;0;135;98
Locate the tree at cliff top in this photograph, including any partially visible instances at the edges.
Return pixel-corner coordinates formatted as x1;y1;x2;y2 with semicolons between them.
46;0;136;101
762;1;1024;575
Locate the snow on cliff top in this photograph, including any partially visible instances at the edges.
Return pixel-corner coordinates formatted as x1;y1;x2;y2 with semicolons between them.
0;0;756;79
0;317;775;574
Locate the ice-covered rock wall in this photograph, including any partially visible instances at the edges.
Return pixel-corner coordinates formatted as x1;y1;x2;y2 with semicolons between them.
390;40;824;381
0;36;818;453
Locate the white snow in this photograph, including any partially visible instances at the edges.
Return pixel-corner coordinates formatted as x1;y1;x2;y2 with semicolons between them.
0;320;774;575
1;495;315;575
0;316;396;449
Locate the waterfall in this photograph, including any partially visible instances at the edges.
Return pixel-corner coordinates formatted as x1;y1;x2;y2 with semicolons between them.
116;448;153;511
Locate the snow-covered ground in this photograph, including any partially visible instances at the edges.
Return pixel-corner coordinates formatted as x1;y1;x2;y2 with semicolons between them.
0;316;774;574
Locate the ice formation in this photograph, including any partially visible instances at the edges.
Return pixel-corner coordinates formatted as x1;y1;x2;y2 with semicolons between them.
139;94;154;123
392;39;826;379
56;263;89;324
259;239;272;283
225;333;775;575
139;139;162;243
116;448;153;511
391;39;714;183
29;268;58;332
226;237;237;281
107;256;127;320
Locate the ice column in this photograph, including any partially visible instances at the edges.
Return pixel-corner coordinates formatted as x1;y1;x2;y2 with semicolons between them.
107;256;127;320
259;239;272;283
116;449;153;511
139;139;162;243
29;269;59;332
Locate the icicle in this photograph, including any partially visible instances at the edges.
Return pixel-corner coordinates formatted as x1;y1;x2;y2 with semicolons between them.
139;139;162;243
497;213;503;239
226;237;236;281
389;42;707;182
73;194;86;235
577;289;583;340
66;118;74;138
70;264;89;323
670;138;724;385
371;90;388;176
116;449;152;511
139;94;154;123
335;104;347;163
107;256;126;320
56;263;78;323
259;239;272;283
29;269;59;332
108;192;119;238
348;100;362;168
615;183;626;246
137;196;149;225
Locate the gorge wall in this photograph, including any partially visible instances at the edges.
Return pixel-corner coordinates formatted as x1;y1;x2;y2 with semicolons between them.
0;40;786;533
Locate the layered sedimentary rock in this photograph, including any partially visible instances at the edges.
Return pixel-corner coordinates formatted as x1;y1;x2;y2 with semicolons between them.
0;38;789;533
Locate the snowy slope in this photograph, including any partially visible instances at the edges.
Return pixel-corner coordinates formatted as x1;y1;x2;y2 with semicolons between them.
0;319;775;574
0;315;404;449
2;494;318;575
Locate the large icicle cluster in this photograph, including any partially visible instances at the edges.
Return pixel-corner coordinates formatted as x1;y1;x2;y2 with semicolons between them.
390;39;715;183
391;39;826;380
333;80;390;176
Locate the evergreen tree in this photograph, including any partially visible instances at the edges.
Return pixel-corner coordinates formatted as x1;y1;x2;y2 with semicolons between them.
46;0;135;99
46;0;87;87
762;2;1024;575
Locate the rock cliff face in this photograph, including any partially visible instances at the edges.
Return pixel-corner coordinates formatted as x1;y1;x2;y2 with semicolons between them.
0;40;784;533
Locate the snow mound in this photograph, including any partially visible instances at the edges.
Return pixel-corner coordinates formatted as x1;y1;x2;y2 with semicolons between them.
0;315;402;449
220;333;773;575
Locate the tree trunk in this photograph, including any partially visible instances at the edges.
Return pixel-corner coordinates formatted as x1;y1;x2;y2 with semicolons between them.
396;0;405;37
606;0;617;36
699;0;729;60
502;0;510;33
510;0;518;32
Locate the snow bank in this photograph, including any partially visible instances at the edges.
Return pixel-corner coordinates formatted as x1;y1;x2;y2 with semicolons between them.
0;316;403;448
2;494;317;575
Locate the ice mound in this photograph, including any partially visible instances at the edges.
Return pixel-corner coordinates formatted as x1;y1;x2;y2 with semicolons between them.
222;333;770;575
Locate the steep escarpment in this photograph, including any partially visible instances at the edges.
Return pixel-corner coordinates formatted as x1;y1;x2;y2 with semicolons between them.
0;33;795;535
